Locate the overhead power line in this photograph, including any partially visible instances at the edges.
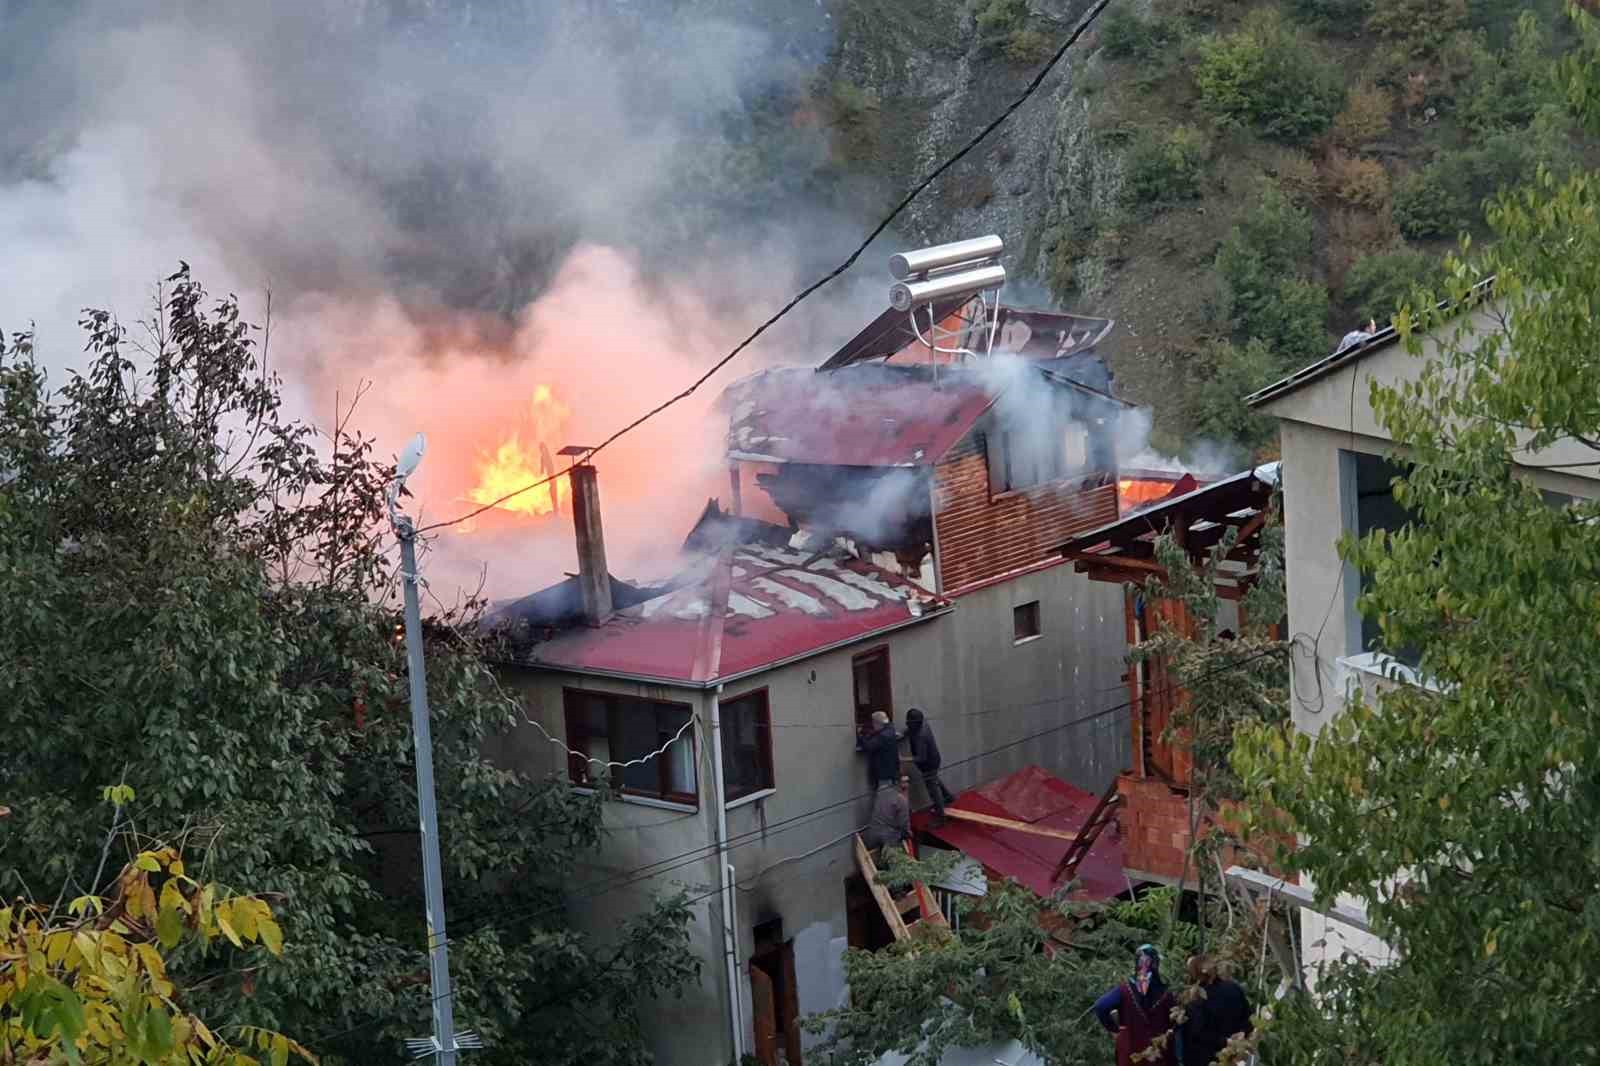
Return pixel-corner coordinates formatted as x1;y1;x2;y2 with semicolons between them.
414;0;1115;536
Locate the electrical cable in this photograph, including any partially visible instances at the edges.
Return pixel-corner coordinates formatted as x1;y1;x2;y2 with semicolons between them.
411;0;1115;537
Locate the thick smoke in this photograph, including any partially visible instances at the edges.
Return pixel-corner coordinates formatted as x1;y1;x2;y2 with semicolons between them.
1;0;892;599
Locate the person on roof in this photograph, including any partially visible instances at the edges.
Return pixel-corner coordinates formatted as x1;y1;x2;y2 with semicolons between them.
1093;943;1178;1066
1179;954;1253;1066
855;710;900;791
1336;317;1379;353
904;708;955;827
860;773;912;860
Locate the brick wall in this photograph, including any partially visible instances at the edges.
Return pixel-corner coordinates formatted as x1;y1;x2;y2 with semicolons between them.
932;434;1119;595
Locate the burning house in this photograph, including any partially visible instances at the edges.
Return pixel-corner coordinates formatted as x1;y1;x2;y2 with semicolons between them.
489;238;1159;1066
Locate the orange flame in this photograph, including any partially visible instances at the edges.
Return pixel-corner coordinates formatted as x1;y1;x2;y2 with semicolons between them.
466;384;571;517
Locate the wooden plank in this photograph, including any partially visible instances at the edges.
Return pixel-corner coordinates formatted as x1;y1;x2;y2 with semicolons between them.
942;808;1081;841
854;835;911;942
904;840;950;930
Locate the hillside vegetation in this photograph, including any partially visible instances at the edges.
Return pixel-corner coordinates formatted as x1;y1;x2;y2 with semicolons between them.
818;0;1592;458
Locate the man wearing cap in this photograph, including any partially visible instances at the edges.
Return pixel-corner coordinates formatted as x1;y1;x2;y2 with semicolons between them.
855;710;900;792
904;708;955;827
860;773;913;861
1093;943;1178;1066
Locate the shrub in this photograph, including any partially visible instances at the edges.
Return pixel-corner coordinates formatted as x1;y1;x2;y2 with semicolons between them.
1342;246;1444;324
1189;339;1282;451
1005;28;1055;64
1123;125;1209;206
1367;0;1469;58
1457;13;1554;132
1195;9;1346;143
1392;134;1537;237
976;0;1029;37
1326;151;1393;209
1216;184;1329;361
1332;81;1394;148
1271;148;1324;204
1100;8;1174;59
1287;0;1369;31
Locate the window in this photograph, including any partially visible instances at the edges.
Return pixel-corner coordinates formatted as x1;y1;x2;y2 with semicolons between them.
563;689;697;805
720;688;774;801
1345;452;1421;668
852;647;892;729
1013;600;1041;643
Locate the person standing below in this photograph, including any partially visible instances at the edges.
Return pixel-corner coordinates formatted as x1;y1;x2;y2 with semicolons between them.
904;708;955;826
860;773;912;861
855;710;899;791
1093;944;1178;1066
1179;955;1253;1066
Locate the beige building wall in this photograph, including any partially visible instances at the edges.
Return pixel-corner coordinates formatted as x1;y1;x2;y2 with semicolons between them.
1258;310;1600;984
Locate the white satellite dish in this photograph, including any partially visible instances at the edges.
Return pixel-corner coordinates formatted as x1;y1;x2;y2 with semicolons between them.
396;432;427;481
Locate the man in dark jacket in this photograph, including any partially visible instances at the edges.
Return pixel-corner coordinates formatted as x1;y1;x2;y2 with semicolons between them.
904;708;956;825
1179;955;1253;1066
855;711;899;791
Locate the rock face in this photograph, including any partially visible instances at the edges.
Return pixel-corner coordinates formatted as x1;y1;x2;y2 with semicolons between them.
819;0;1122;292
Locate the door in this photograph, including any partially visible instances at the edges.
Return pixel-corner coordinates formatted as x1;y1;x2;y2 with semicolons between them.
751;962;778;1066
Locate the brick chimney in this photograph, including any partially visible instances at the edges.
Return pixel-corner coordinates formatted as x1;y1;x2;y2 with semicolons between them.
566;457;613;626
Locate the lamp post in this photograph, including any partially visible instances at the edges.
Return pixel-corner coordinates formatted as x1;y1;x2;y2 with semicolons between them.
387;434;476;1064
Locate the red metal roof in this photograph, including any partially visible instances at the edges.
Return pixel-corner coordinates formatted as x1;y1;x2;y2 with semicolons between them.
912;765;1126;901
724;366;995;467
523;543;950;684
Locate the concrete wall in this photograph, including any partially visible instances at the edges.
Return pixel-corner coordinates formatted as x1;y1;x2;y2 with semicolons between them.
1261;320;1600;984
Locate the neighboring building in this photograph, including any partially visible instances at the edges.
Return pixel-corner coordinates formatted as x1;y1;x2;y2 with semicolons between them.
1243;299;1600;980
488;302;1143;1066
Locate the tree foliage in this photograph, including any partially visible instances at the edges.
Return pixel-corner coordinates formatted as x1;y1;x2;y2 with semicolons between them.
1230;9;1600;1060
1216;183;1330;362
1195;10;1345;144
1;795;313;1066
0;272;697;1066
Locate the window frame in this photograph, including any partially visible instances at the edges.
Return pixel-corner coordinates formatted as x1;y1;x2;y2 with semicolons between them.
561;687;699;807
851;645;894;730
719;686;775;803
1013;600;1042;644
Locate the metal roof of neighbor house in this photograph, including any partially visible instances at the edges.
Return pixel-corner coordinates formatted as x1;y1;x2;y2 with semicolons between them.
913;765;1127;901
510;543;951;686
1060;463;1280;567
1245;277;1496;408
816;305;1116;372
725;365;997;467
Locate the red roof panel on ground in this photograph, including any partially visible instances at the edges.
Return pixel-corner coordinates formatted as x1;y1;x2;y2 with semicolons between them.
913;765;1126;901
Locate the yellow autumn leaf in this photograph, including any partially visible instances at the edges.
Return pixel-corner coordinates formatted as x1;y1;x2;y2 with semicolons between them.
258;918;283;958
216;910;243;950
73;931;101;971
45;929;73;966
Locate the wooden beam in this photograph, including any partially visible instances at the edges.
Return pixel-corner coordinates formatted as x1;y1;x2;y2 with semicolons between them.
1064;550;1167;576
1223;866;1374;935
855;835;912;942
942;808;1080;841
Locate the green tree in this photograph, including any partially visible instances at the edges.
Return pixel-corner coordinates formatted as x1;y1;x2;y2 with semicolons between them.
1231;10;1600;1059
1195;9;1345;144
1216;184;1330;362
1123;125;1209;208
1341;245;1444;325
0;794;314;1066
0;272;697;1066
1188;339;1284;453
802;872;1206;1066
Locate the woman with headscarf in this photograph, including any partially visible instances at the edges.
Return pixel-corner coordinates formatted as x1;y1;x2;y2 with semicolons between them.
1092;944;1178;1066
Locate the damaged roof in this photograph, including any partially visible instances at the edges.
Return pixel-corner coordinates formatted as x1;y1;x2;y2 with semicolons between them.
500;542;950;686
914;764;1126;901
724;364;996;467
1060;463;1281;568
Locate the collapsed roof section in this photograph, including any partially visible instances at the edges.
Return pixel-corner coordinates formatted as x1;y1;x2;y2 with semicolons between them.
493;540;950;687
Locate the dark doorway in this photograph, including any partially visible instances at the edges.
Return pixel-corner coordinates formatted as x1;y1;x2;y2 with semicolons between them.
843;875;895;952
749;918;802;1066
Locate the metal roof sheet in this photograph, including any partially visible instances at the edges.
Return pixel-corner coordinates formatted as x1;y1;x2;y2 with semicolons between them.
725;365;997;467
913;765;1126;900
517;543;950;685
